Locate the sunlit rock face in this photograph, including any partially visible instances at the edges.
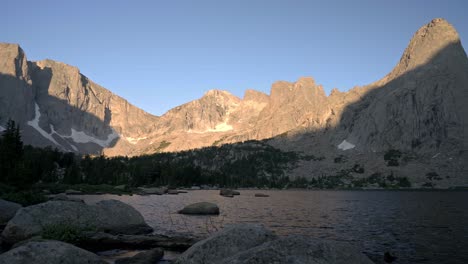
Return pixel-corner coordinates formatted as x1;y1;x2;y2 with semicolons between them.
0;18;467;164
329;18;468;155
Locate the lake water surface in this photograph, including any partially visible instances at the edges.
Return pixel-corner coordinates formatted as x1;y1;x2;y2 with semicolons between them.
78;190;468;264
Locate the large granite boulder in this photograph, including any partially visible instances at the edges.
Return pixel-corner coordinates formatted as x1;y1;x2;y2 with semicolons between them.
223;235;374;264
0;240;106;264
1;200;152;245
178;202;220;215
175;225;374;264
0;199;21;225
174;224;276;264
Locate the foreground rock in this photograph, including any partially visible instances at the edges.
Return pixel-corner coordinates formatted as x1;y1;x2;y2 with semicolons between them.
174;224;276;264
50;193;84;203
254;193;269;197
77;231;200;251
115;248;164;264
178;202;220;215
138;187;168;195
1;200;152;245
0;240;106;264
0;199;21;225
223;235;374;264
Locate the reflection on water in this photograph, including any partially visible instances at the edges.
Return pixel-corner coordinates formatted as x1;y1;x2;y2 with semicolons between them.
78;190;468;264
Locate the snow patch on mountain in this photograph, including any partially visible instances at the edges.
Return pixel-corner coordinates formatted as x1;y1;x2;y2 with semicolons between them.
63;128;119;148
126;136;147;144
27;103;63;148
337;140;355;150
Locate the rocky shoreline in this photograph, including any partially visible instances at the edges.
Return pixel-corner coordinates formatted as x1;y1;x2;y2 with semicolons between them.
0;191;378;264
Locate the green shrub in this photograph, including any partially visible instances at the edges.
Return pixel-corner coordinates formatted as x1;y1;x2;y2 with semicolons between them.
384;149;402;166
0;183;15;195
426;172;442;180
397;177;411;188
41;223;92;244
1;191;47;206
302;155;325;161
422;182;434;188
352;164;365;173
154;140;171;152
334;155;347;163
411;139;421;148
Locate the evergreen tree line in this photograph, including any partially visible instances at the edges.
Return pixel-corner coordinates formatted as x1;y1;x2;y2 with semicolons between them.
0;120;300;190
0;120;411;192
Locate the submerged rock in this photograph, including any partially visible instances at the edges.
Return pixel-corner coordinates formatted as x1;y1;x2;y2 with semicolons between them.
0;199;21;225
220;189;240;197
115;248;164;264
254;193;269;197
174;224;276;264
1;200;152;245
0;240;106;264
77;231;199;251
178;202;220;215
384;251;398;263
223;235;374;264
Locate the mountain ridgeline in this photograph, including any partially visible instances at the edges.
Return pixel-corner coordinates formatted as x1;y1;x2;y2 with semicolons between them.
0;18;467;188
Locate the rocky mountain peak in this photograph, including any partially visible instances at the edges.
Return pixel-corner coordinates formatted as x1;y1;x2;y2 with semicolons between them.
389;18;463;79
0;43;29;80
295;77;316;88
243;89;269;103
269;77;326;107
203;89;235;98
35;59;80;74
200;89;241;108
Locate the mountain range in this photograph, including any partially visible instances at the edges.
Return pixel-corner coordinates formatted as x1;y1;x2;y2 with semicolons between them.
1;18;467;187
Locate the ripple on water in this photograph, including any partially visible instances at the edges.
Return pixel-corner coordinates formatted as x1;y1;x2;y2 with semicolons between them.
77;190;468;264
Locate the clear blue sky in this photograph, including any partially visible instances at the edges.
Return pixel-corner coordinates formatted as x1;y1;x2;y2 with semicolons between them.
2;0;467;116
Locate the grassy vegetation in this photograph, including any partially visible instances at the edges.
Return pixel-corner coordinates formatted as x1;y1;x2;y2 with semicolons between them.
212;136;228;146
154;140;171;153
41;223;94;243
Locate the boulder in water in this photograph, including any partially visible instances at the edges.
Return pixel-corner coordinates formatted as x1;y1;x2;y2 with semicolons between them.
178;202;220;215
223;235;374;264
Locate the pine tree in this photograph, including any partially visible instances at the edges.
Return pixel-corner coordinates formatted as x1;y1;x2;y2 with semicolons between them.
0;119;25;185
